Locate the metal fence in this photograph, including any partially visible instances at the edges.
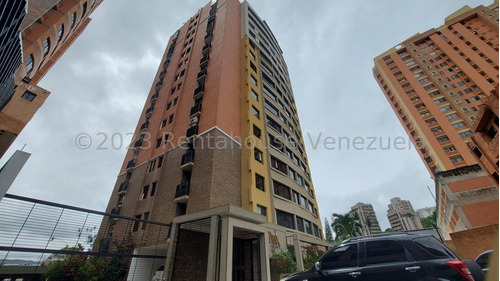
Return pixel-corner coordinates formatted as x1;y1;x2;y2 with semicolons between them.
0;193;170;281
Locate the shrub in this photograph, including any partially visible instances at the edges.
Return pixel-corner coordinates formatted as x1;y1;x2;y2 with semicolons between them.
270;249;297;274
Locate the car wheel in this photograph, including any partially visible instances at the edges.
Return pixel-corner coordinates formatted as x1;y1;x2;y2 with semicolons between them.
463;260;485;281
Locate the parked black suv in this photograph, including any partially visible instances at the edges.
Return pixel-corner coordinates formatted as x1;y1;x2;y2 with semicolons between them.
282;233;481;281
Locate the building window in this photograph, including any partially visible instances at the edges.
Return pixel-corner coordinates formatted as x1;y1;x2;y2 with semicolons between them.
254;148;263;163
487;126;498;139
271;156;287;174
451;122;466;129
156;138;162;148
437;136;450;143
71;12;77;28
150;182;157;196
458;130;472;138
168;114;174;124
148;159;157;172
296;217;304;232
26;54;34;73
142;212;150;230
450;155;464;163
276;209;295;229
253;125;261;139
251;89;258;101
141;185;149;199
58;24;64;41
256;205;266;216
255;173;264;191
133;215;141;232
251;75;257;85
21;91;36;101
273;181;291;200
161;119;167;128
304;220;312;234
91;0;96;8
166;102;172;110
43;38;50;56
443;145;456;153
252;106;260;119
157;156;164;168
81;2;88;18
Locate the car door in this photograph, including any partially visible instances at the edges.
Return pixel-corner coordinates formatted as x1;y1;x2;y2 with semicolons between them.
359;239;427;281
319;243;362;281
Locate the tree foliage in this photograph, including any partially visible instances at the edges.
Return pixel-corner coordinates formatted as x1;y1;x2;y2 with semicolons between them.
324;217;334;244
270;249;297;274
302;245;324;270
44;236;135;281
420;210;437;229
331;213;362;243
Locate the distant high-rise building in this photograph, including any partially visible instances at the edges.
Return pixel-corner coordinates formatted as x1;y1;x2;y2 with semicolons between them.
387;197;423;231
415;206;436;219
373;2;498;242
350;202;382;236
0;0;103;157
100;0;326;279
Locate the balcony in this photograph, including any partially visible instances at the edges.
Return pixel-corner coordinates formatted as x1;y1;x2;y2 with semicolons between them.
204;32;213;44
118;182;128;194
193;84;205;99
145;106;154;117
200;55;210;68
186;125;198;139
175;183;190;202
133;139;143;150
126;159;136;170
197;69;207;84
150;93;159;103
111;207;121;215
159;70;166;79
206;19;215;32
202;43;211;55
140;121;149;132
155;81;163;91
180;150;195;170
190;103;202;117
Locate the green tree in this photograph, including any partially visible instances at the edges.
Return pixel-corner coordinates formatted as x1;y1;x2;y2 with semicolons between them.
420;211;437;229
324;217;334;244
302;245;324;270
331;213;362;243
384;228;394;232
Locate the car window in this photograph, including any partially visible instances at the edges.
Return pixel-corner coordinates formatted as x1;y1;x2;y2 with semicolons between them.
475;252;491;268
365;240;407;265
322;244;358;270
414;237;453;258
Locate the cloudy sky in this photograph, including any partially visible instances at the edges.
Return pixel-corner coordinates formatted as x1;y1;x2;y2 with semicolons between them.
1;0;492;231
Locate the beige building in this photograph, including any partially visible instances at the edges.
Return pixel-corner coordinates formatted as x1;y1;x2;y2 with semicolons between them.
387;197;424;231
350;202;382;236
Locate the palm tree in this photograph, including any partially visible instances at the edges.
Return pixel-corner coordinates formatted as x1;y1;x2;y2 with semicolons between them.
331;213;362;243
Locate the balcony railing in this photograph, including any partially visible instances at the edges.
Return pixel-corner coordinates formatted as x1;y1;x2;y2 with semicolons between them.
118;182;128;193
126;159;136;169
186;125;198;138
200;55;209;68
202;43;211;55
150;93;159;102
190;103;202;116
155;81;163;90
175;183;190;198
111;207;121;215
181;150;195;166
145;106;154;117
140;121;149;131
206;19;215;31
197;69;207;84
204;32;213;44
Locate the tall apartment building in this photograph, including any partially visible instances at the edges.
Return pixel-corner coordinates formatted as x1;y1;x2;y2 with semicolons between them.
387;197;423;231
0;0;103;158
101;0;326;280
373;2;498;243
0;0;27;110
350;202;382;236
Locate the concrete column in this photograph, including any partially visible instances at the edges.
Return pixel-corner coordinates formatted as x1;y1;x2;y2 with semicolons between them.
219;217;233;281
292;233;304;271
206;215;220;281
260;232;271;281
163;223;178;280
